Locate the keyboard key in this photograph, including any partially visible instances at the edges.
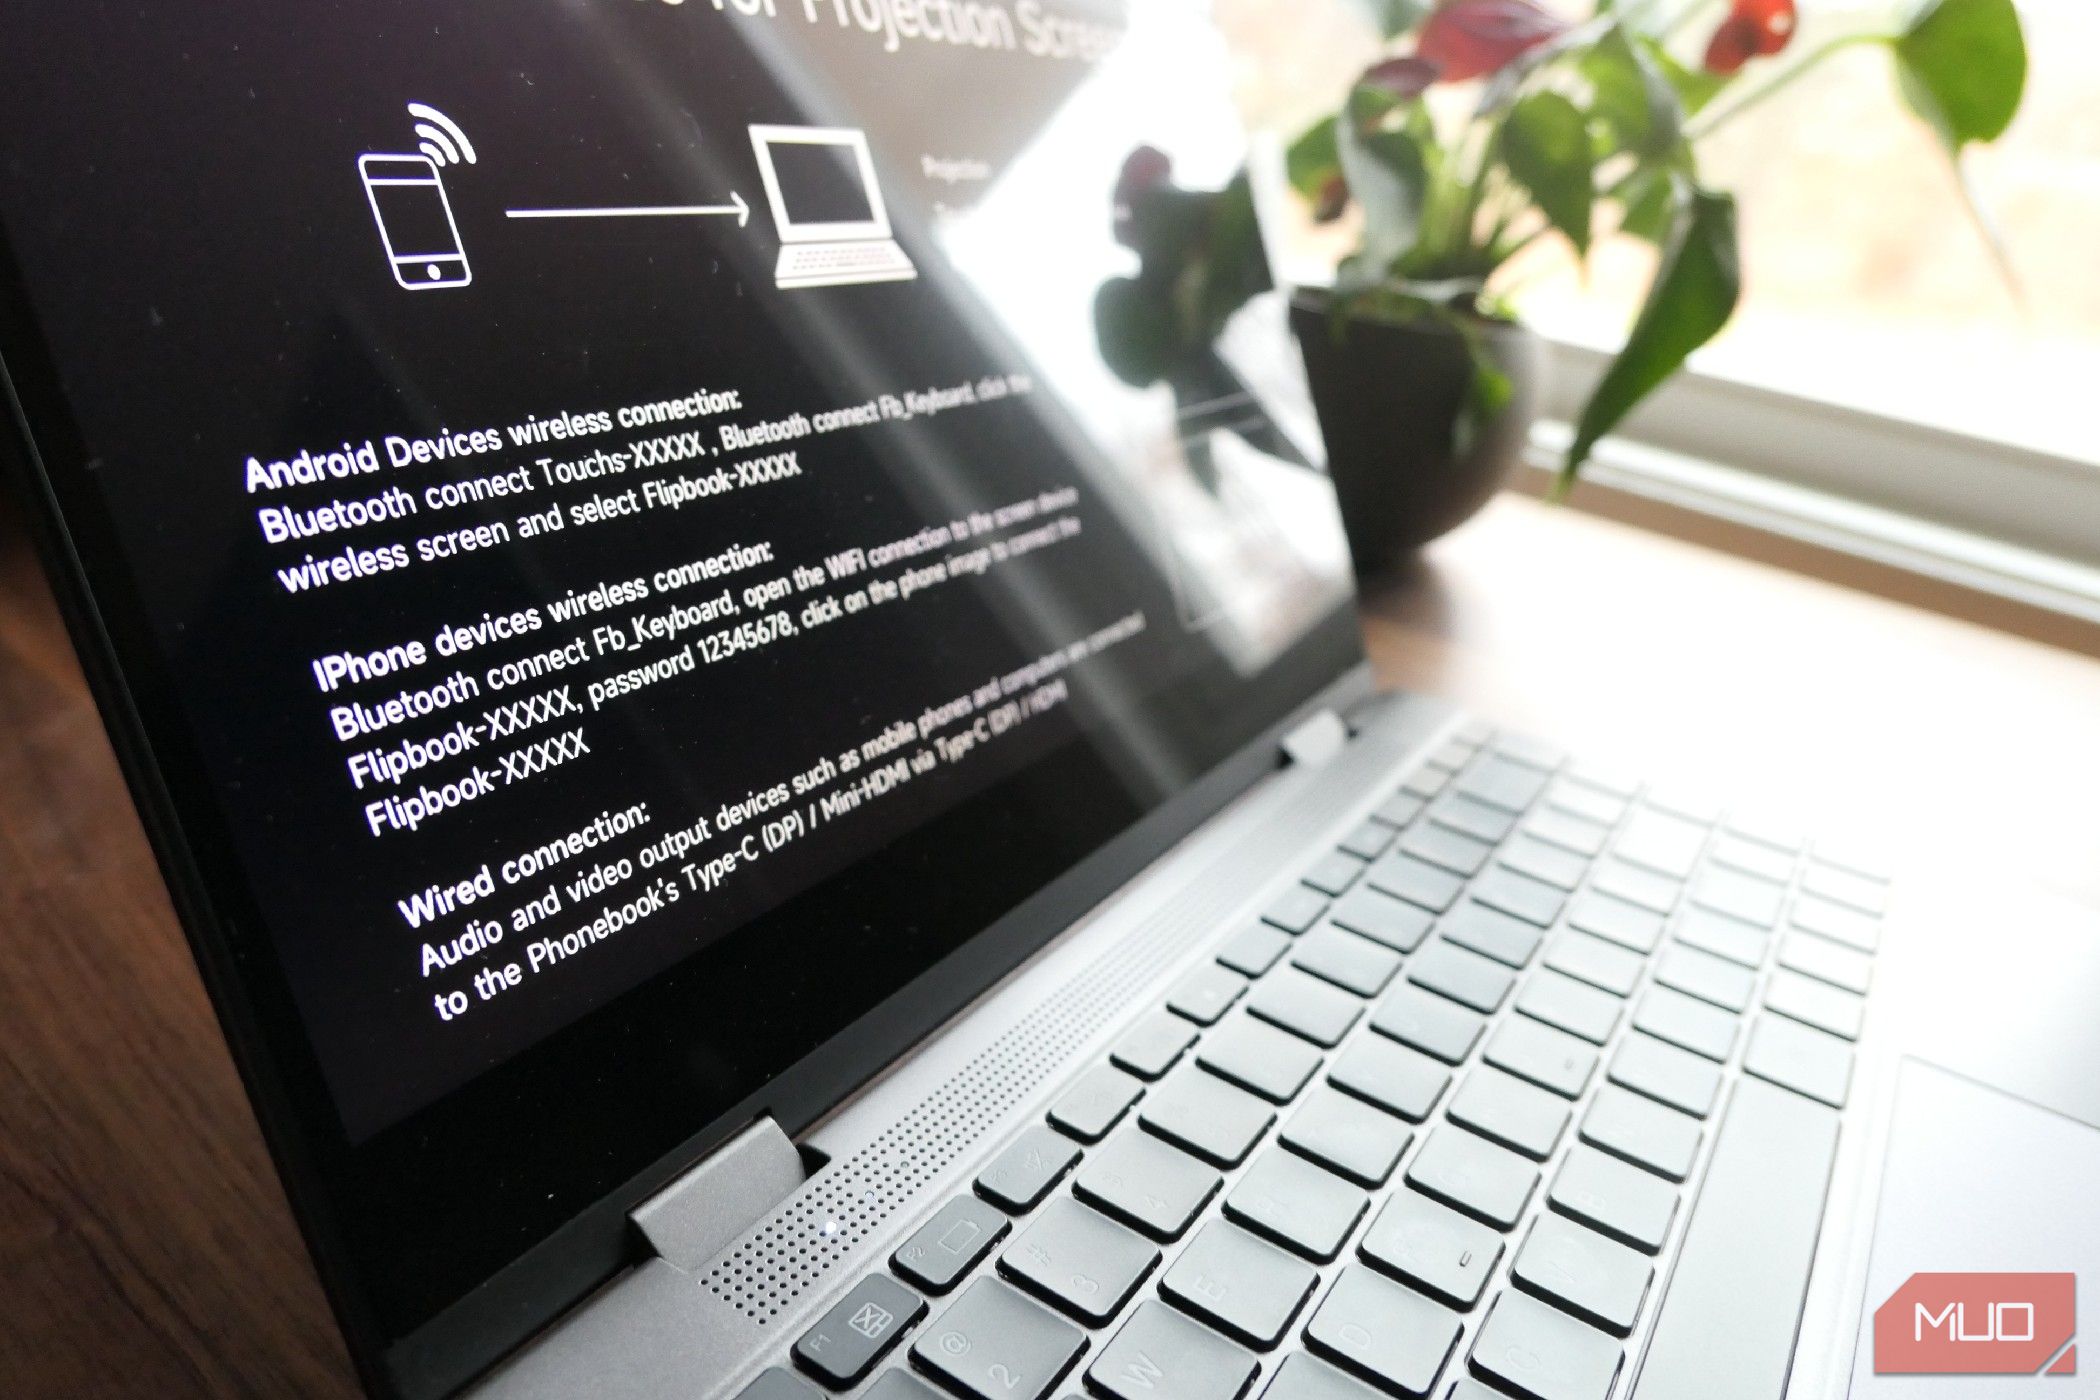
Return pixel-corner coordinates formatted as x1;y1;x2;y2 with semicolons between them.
1406;941;1513;1014
1493;732;1566;771
1612;808;1705;879
1631;986;1737;1064
1074;1129;1220;1241
864;1370;942;1400
1652;943;1755;1013
1471;866;1566;928
1328;1035;1449;1122
1608;1034;1722;1119
1543;779;1625;827
1742;1014;1853;1108
1399;766;1450;801
1727;811;1806;853
1198;1014;1323;1104
1366;854;1464;914
1371;791;1427;828
977;1126;1082;1213
1548;1146;1678;1255
1399;823;1493;878
1281;1086;1412;1187
1049;1065;1144;1143
1404;1125;1538;1229
1247;969;1362;1048
1587;858;1680;915
1112;1011;1199;1081
1304;1265;1461;1397
1263;1354;1384;1400
1483;1017;1597;1099
1292;924;1402;996
1497;835;1588;892
1159;1221;1316;1349
1708;833;1794;884
1301;854;1363;900
1218;923;1291;977
1788;895;1879;953
1224;1146;1368;1262
1802;860;1889;915
894;1197;1010;1294
1644;786;1721;825
1524;806;1609;859
1140;1066;1273;1168
1428;738;1477;770
1671;906;1768;970
1511;1214;1652;1336
1580;1087;1701;1182
1563;760;1638;799
1264;885;1330;933
1628;1078;1839;1400
794;1274;926;1386
999;1198;1158;1325
743;1367;824;1400
1541;933;1643;998
1428;792;1519;844
1447;1068;1568;1161
1763;969;1865;1040
1563;892;1663;954
1456;755;1549;812
910;1278;1084;1400
1329;886;1435;952
1358;1188;1504;1308
1470;1288;1622;1400
1514;971;1621;1046
1688;865;1784;929
1438;901;1544;969
1371;984;1486;1064
1087;1301;1257;1400
1339;821;1396;862
1168;963;1247;1026
1775;931;1872;995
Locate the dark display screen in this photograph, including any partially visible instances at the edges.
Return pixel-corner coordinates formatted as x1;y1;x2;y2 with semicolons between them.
0;0;1358;1346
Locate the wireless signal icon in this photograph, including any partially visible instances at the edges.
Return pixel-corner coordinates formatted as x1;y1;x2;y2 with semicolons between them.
409;103;477;168
358;101;478;291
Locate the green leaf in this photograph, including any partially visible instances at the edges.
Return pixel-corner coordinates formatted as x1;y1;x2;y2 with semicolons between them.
1639;35;1727;118
1352;0;1430;39
1286;117;1341;202
1502;91;1595;255
1562;186;1740;491
1615;165;1676;244
1337;86;1433;285
1895;0;2026;152
1581;23;1683;159
1091;278;1177;387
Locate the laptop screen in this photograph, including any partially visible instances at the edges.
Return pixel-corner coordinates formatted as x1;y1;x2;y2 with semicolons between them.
0;0;1358;1353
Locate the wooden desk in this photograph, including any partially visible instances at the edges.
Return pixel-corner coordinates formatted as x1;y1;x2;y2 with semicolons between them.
3;493;2098;1398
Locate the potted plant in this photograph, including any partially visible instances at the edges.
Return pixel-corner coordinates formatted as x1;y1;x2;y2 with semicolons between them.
1277;0;2030;573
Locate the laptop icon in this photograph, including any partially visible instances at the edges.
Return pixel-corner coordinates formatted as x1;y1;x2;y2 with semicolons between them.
749;125;916;291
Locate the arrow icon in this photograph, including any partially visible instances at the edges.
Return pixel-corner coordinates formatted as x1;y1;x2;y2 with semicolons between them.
505;190;750;227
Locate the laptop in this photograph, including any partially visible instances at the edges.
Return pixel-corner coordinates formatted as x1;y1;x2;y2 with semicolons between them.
1;3;2094;1399
750;126;918;290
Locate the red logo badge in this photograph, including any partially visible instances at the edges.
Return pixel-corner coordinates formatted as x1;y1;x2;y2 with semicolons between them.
1874;1272;2077;1375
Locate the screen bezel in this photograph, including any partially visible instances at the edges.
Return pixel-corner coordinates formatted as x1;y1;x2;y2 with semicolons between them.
0;211;1368;1397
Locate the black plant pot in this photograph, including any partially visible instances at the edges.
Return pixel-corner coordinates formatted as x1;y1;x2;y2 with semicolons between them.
1292;291;1546;577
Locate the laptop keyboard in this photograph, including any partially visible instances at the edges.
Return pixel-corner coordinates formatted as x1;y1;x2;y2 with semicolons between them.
741;724;1885;1400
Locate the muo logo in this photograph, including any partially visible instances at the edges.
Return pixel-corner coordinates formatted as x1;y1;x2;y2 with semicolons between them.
1874;1272;2078;1375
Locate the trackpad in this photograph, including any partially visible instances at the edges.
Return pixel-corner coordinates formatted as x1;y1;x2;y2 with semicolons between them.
1849;1058;2096;1395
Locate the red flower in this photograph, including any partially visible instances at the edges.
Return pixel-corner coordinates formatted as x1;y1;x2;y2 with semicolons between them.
1703;0;1796;75
1416;0;1570;83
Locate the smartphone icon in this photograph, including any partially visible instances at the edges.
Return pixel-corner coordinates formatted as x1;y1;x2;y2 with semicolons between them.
358;154;472;290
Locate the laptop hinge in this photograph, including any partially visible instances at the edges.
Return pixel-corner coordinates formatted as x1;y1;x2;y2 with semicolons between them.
631;1117;806;1271
1279;708;1350;768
